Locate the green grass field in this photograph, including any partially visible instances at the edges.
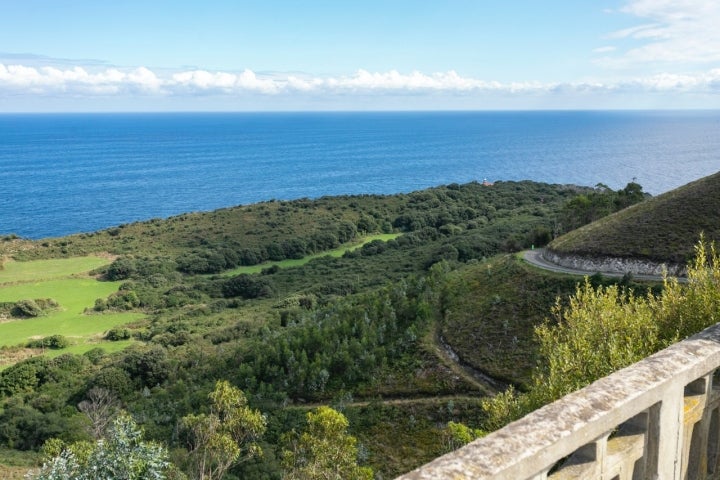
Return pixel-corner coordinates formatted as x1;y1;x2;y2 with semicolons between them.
0;256;143;350
0;256;110;283
222;233;401;276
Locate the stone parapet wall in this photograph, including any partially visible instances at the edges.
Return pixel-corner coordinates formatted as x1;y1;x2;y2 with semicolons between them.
542;249;686;277
398;321;720;479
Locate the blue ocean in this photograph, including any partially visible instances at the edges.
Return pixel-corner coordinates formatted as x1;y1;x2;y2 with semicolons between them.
1;111;718;239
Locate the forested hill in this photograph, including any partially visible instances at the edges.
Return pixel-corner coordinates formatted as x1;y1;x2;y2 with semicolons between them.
4;180;586;263
548;170;720;264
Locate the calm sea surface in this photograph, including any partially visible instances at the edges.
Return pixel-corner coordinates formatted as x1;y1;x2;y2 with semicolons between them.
1;111;718;239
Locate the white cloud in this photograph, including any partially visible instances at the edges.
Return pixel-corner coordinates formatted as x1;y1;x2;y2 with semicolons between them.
172;69;279;94
126;67;163;92
0;64;164;95
1;63;720;102
600;0;720;67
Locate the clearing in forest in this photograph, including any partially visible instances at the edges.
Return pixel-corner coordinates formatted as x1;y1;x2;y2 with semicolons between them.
0;256;142;352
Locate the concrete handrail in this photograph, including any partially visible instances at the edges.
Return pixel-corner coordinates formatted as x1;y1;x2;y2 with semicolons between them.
398;322;720;479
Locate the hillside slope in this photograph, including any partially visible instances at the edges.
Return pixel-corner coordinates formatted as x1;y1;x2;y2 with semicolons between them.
547;170;720;265
2;180;581;266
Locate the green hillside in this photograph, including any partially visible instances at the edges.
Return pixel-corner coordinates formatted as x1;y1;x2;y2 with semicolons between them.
548;170;720;264
2;180;577;266
438;254;660;388
0;180;640;479
439;255;581;386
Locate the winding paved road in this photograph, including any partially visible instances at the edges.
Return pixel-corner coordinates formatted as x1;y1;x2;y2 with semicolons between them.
522;248;676;283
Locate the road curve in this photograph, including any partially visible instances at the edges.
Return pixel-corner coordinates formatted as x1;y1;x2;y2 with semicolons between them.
522;248;673;283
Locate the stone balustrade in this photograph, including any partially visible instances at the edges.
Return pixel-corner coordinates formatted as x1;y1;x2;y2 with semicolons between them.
398;322;720;479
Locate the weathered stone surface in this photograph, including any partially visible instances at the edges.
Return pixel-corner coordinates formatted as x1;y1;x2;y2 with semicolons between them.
542;250;686;277
397;323;720;479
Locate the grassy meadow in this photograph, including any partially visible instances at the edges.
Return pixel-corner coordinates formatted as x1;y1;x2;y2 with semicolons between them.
0;257;110;283
0;256;142;354
222;233;401;275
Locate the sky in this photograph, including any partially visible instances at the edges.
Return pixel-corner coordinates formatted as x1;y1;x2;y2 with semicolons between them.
1;0;720;111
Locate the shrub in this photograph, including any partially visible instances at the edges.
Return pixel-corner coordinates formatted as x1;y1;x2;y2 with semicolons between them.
11;299;43;318
0;359;43;396
94;291;140;312
91;367;133;397
121;346;171;388
83;348;106;365
222;274;274;299
105;257;136;281
27;335;70;350
105;327;131;341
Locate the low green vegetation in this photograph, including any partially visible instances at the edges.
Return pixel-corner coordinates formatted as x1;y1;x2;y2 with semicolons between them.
0;179;664;478
438;253;661;386
0;447;39;480
0;278;141;347
43;339;137;359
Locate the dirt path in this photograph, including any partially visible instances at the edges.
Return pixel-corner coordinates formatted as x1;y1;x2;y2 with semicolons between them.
287;394;485;411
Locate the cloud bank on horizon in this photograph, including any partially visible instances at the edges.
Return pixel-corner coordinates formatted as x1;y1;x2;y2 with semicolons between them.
2;64;720;98
1;0;719;111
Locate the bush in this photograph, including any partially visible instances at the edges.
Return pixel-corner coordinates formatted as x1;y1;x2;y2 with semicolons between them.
360;240;387;256
91;367;133;396
93;290;141;312
0;359;44;396
11;299;43;318
122;346;171;388
83;348;107;365
27;335;70;350
105;257;136;281
105;327;131;341
222;274;274;299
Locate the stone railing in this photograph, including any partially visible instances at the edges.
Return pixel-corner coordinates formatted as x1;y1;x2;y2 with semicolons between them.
398;322;720;479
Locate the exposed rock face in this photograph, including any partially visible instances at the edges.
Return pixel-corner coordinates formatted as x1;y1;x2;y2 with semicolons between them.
543;250;686;277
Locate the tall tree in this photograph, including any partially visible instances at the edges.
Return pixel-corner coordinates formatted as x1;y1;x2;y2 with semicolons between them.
180;380;266;480
282;406;373;480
